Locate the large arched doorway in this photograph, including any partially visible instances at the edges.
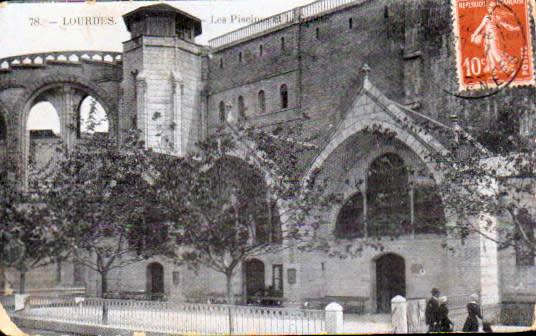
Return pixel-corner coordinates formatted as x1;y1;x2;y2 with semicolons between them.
20;82;114;188
146;262;164;300
375;253;405;313
244;258;265;302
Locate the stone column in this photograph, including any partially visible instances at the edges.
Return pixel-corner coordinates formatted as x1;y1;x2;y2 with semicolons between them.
170;71;183;154
135;71;148;148
47;86;84;150
391;295;408;334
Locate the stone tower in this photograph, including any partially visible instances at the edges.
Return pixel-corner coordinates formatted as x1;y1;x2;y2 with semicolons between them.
121;3;205;155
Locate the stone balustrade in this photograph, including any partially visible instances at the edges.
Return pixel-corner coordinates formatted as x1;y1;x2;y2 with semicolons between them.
0;51;123;70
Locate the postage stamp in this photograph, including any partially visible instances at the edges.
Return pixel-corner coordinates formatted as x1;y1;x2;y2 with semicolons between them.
452;0;535;91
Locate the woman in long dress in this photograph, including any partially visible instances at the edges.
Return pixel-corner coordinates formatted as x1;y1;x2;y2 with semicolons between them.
437;296;454;332
462;294;483;332
470;1;521;77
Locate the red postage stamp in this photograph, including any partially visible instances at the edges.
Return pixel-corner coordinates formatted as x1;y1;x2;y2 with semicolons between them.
453;0;534;91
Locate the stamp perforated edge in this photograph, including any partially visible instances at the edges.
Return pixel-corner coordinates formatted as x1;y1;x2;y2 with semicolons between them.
451;0;536;92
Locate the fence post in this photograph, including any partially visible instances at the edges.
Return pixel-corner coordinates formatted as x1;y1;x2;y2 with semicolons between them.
14;294;29;312
391;295;408;334
532;303;536;329
325;302;343;334
406;298;426;333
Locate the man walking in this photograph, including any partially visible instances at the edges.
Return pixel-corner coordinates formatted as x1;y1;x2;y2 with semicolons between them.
425;288;440;332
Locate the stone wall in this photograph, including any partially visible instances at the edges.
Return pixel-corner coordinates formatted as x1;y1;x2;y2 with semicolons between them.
129;36;204;155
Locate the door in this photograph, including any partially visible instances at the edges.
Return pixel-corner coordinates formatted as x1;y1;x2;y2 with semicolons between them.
147;262;164;299
376;253;405;313
245;259;265;301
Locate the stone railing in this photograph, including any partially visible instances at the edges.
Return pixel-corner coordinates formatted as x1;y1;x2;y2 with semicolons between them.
208;0;366;48
0;51;122;70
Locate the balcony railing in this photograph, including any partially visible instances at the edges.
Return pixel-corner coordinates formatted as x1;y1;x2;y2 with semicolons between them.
208;0;366;48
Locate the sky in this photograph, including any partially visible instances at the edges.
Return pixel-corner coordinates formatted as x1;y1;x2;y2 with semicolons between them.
0;0;316;131
0;0;316;58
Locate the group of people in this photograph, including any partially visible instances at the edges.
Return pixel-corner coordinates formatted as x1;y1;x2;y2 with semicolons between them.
425;288;490;333
425;288;454;332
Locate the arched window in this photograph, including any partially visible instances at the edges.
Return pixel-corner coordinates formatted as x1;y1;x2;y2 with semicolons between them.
258;90;266;114
78;96;109;138
280;84;288;109
367;154;410;237
219;101;226;123
259;44;263;56
349;18;353;29
238;96;246;120
335;192;365;238
413;184;445;234
27;101;61;183
315;27;320;39
220;57;224;69
238;52;243;63
281;37;285;50
0;113;6;141
334;153;446;239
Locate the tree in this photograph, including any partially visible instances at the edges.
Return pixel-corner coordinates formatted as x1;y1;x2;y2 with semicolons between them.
430;121;536;264
154;123;336;304
1;157;68;293
44;130;168;298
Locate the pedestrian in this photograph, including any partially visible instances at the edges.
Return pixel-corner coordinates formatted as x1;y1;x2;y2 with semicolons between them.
437;296;454;332
462;293;483;332
425;288;441;332
482;321;493;333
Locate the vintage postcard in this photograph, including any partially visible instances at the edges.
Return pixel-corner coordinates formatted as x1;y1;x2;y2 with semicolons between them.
1;0;535;335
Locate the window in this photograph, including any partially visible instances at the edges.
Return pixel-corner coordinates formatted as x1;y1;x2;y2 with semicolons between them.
315;27;320;39
259;44;263;56
239;52;242;63
515;209;535;266
272;264;283;296
220;57;223;69
281;37;285;50
335;193;364;238
0;114;6;140
258;90;266;114
238;96;246;120
334;153;446;239
413;185;445;234
367;154;410;237
349;18;353;29
219;101;226;123
280;84;288;109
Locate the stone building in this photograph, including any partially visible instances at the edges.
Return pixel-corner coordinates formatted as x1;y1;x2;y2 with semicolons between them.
1;0;535;322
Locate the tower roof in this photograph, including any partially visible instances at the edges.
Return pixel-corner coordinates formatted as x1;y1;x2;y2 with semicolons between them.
123;3;202;37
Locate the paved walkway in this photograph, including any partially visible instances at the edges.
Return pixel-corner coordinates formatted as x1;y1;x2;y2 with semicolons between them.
21;328;74;336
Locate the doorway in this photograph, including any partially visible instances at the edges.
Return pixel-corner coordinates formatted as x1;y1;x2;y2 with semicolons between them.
146;262;164;300
375;253;405;313
244;259;265;302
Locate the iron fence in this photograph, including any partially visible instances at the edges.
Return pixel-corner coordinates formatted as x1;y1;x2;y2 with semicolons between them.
18;296;325;335
0;294;15;312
